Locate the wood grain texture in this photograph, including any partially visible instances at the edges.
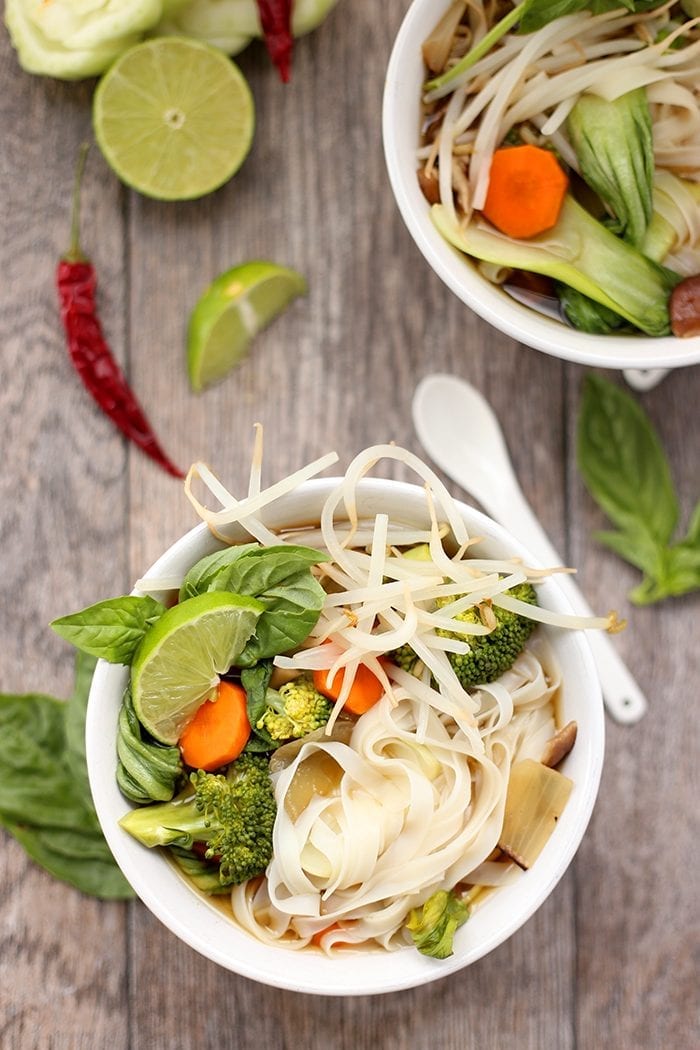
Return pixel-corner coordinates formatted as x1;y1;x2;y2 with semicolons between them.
1;1;699;1048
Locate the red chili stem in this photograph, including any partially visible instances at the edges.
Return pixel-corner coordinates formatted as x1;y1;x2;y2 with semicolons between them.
57;148;185;479
256;0;294;83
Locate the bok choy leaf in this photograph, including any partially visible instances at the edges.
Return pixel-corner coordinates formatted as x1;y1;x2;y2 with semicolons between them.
432;196;679;335
567;89;654;249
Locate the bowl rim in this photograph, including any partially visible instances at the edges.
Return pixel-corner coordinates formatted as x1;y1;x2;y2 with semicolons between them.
86;476;605;995
382;0;700;371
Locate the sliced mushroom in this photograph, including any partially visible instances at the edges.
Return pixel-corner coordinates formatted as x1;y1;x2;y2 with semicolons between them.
540;720;578;769
670;275;700;338
417;168;441;205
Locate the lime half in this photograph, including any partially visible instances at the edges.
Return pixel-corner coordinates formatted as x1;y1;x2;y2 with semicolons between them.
131;591;264;744
187;261;307;391
93;37;255;201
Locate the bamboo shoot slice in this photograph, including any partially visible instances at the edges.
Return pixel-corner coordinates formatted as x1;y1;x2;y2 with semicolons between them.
499;759;573;870
422;2;467;75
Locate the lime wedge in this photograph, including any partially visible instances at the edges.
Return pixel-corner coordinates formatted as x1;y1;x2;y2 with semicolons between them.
92;37;255;201
187;261;307;391
131;591;264;744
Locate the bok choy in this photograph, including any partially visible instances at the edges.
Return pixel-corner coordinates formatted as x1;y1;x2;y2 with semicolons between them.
567;89;654;249
432;196;680;336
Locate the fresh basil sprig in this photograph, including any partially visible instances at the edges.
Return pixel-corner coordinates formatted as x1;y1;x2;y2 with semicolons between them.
0;653;134;898
577;375;700;604
51;595;165;664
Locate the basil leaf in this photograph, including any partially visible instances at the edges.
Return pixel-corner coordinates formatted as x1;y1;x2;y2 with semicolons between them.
64;652;98;803
210;545;325;596
238;571;326;665
577;374;678;546
520;0;661;33
51;595;166;664
179;543;260;600
0;677;135;898
577;373;699;606
187;544;326;664
0;693;94;830
0;819;133;899
519;0;590;33
240;663;278;751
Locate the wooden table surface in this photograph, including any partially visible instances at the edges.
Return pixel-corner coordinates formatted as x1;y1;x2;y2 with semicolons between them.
1;3;698;1047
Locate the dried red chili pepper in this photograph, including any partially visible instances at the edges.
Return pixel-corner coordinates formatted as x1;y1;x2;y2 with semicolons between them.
256;0;294;83
57;146;184;479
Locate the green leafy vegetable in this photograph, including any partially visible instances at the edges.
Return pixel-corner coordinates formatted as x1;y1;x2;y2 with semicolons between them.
178;543;260;601
521;1;665;33
51;595;165;664
241;661;278;751
433;196;679;336
567;90;654;248
116;689;183;803
406;889;470;959
181;543;327;666
577;374;700;604
559;286;629;334
0;656;134;898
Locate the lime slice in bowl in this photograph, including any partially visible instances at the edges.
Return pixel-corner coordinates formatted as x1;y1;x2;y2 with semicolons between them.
93;37;255;201
131;591;264;744
187;261;307;391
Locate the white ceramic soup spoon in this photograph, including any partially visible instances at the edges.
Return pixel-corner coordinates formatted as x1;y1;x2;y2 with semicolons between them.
412;373;647;725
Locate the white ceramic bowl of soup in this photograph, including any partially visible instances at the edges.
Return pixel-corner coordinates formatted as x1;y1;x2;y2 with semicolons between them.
382;0;700;371
86;477;604;995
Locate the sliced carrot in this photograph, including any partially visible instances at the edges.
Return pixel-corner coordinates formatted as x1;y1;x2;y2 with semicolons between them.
482;145;568;240
179;681;251;771
313;661;385;716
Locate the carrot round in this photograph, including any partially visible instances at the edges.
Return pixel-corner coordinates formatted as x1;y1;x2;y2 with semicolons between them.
313;662;385;716
179;681;251;771
482;145;568;239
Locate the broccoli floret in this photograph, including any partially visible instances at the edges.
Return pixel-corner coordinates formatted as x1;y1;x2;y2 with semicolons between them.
256;674;332;742
440;583;538;688
392;644;420;674
406;889;470;959
392;583;537;688
119;752;276;888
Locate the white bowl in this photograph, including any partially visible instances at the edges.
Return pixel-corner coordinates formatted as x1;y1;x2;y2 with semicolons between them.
382;0;700;371
86;478;604;995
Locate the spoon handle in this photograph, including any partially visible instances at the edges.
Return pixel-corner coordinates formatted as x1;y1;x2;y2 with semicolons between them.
479;483;647;725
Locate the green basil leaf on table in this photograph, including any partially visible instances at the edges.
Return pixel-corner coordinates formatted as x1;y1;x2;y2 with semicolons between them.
51;595;166;664
0;658;134;899
64;651;98;802
577;374;678;545
577;374;700;605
